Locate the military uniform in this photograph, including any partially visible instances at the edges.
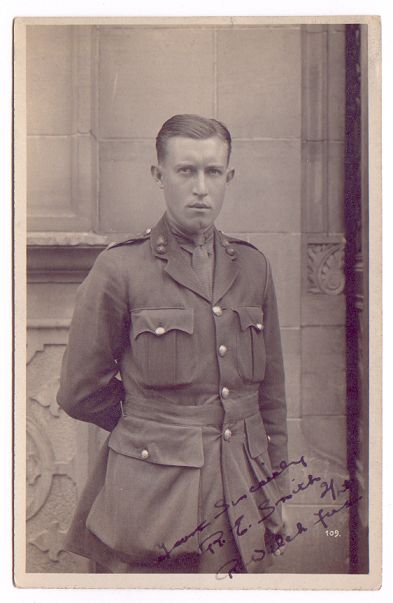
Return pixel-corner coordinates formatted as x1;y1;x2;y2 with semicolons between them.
57;214;289;574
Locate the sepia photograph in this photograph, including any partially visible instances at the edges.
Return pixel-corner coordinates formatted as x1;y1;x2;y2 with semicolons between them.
13;15;381;589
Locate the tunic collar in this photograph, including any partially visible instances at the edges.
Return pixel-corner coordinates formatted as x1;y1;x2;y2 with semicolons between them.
150;214;239;304
163;212;214;252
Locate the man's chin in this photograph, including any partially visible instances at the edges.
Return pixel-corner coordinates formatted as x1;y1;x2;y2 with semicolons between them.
187;223;212;235
166;211;215;235
185;216;215;233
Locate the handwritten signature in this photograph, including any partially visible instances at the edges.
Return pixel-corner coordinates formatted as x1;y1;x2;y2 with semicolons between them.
215;520;309;579
214;494;362;579
155;454;362;578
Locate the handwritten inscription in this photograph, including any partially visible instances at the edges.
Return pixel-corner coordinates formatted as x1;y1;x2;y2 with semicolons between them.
216;521;308;579
313;496;362;529
155;455;360;578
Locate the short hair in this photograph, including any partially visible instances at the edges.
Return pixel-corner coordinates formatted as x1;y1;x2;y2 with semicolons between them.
156;114;232;164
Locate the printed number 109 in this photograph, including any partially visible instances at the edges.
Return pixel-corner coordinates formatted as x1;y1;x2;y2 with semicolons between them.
325;530;341;537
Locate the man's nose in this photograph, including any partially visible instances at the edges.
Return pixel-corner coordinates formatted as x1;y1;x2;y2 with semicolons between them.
192;171;208;197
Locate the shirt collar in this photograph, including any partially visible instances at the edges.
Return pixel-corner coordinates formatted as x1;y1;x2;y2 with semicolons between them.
164;212;215;255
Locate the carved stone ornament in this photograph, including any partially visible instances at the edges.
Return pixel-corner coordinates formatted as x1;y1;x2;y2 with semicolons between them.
30;377;61;417
29;521;68;562
27;415;77;519
307;243;345;295
26;417;55;520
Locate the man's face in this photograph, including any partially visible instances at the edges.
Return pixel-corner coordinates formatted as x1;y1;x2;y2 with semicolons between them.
151;136;235;234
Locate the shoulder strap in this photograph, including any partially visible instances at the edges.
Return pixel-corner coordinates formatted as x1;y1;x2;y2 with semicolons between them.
219;231;263;254
106;228;152;250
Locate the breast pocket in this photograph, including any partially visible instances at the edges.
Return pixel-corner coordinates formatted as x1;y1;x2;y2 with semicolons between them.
130;307;196;388
234;306;266;383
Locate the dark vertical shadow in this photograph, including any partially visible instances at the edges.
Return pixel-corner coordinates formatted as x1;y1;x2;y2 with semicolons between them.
344;24;369;574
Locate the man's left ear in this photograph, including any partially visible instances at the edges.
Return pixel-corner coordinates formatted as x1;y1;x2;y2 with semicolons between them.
151;165;164;189
226;168;235;185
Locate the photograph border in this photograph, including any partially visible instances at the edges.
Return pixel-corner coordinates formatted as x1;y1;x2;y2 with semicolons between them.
13;14;382;590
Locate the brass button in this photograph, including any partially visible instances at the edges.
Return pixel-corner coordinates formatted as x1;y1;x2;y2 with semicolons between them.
274;549;282;556
212;306;223;317
267;435;271;443
141;449;149;460
221;387;230;399
256;323;263;331
145;227;152;234
223;428;232;441
155;326;166;336
218;345;228;357
226;247;235;256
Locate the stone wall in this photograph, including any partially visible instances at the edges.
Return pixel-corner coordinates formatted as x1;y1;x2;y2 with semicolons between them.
27;23;349;573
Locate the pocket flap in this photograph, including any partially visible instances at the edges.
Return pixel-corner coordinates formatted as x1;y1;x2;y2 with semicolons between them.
245;412;268;458
234;306;264;332
131;308;194;339
108;414;204;468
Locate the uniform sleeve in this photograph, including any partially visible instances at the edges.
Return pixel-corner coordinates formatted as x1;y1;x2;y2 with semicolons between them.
259;258;289;496
57;249;129;431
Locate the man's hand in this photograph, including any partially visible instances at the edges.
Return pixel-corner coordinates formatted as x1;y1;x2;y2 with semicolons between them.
264;504;291;557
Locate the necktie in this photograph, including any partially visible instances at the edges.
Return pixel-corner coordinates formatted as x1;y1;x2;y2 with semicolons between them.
191;237;213;299
164;214;214;299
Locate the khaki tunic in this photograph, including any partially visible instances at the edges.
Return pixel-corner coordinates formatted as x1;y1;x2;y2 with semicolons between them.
57;214;289;574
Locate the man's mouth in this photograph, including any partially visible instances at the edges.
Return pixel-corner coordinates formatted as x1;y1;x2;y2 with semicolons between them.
189;203;210;209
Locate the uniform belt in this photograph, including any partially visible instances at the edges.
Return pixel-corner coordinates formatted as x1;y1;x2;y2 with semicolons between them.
121;392;260;426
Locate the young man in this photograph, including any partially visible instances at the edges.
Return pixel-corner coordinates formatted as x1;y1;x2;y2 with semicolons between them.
57;114;289;575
